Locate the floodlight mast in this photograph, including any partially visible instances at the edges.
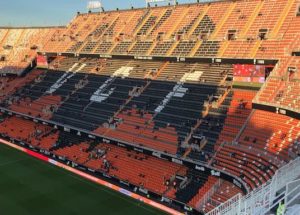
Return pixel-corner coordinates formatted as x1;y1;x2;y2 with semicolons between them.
145;0;176;7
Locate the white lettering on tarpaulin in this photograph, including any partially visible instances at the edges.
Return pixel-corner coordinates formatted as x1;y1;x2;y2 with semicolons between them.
172;158;183;165
46;72;75;94
155;84;188;113
90;77;116;103
211;170;221;177
195;165;205;171
233;179;242;188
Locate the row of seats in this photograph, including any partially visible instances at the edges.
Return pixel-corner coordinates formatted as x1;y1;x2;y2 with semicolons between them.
256;56;300;112
1;63;230;154
1;79;299;213
0;70;43;102
196;89;299;213
0;114;192;197
239;110;300;161
215;90;256;146
201;180;243;213
0;115;57;150
0;28;58;74
213;144;278;190
41;0;300;60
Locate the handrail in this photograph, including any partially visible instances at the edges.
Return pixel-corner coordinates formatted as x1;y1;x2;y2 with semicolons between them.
206;157;300;215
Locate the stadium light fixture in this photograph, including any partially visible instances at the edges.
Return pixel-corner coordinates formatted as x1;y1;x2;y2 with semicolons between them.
87;1;103;12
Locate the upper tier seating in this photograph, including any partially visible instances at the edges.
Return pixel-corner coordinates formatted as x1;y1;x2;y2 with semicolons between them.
0;28;58;75
38;0;300;61
0;70;43;102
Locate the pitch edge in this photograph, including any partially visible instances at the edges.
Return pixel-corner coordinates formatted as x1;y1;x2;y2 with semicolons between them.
0;138;183;215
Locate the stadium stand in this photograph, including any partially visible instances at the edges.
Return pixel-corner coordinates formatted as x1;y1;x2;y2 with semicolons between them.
1;0;300;214
0;28;59;75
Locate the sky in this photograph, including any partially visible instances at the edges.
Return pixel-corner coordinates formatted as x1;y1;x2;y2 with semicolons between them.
0;0;196;27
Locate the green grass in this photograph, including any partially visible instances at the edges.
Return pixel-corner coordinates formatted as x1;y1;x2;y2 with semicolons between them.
0;143;167;215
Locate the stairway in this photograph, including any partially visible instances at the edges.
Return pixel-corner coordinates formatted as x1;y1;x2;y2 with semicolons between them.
188;5;211;37
133;9;152;36
190;40;202;57
217;40;230;58
250;40;262;58
239;1;264;38
166;7;189;38
167;40;179;56
269;0;296;39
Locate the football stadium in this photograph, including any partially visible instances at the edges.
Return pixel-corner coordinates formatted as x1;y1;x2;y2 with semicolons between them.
0;0;300;214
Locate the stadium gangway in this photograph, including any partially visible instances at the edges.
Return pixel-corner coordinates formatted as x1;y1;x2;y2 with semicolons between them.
206;156;300;215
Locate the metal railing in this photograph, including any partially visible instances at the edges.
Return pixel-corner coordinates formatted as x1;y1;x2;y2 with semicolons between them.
206;157;300;215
